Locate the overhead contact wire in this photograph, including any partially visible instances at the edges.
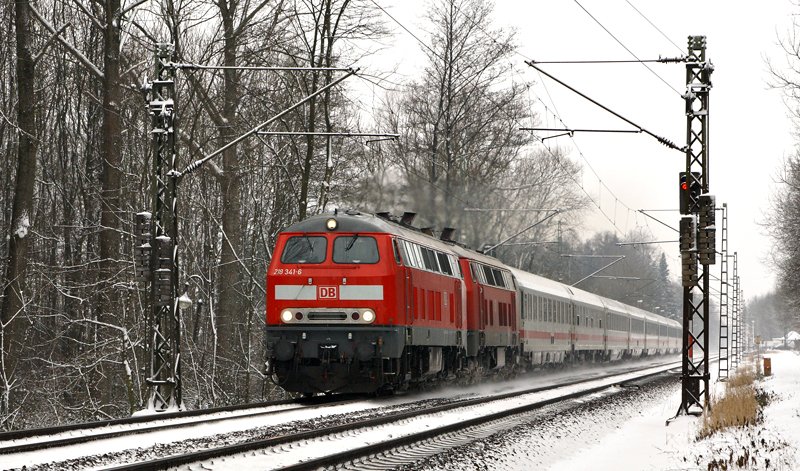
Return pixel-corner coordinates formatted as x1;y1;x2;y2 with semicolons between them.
573;0;682;97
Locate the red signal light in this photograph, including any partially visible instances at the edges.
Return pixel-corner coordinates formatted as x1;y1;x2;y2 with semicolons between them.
681;182;688;191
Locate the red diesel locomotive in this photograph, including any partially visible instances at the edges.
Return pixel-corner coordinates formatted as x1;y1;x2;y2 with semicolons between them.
265;210;680;395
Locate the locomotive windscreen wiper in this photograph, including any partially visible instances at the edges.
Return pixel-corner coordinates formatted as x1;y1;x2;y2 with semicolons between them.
345;233;359;251
303;235;315;254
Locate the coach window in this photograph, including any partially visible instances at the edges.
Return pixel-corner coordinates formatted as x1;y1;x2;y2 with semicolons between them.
412;244;424;269
492;268;505;288
541;297;546;322
399;241;412;267
481;265;495;285
449;255;462;278
541;298;546;322
392;239;402;264
334;236;379;264
281;236;327;263
502;271;512;289
399;241;414;267
437;252;453;276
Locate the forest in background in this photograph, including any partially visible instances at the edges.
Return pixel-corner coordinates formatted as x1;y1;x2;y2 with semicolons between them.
0;0;684;430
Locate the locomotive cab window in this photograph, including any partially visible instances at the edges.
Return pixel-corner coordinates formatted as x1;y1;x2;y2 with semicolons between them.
281;236;327;264
333;235;379;264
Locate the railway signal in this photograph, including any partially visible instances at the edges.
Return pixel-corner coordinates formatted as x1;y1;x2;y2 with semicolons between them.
697;195;716;265
679;171;701;215
679;216;697;286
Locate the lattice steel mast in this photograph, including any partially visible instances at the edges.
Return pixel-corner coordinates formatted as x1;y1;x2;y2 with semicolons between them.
132;49;365;412
135;44;182;410
675;36;715;418
731;253;739;369
718;204;729;380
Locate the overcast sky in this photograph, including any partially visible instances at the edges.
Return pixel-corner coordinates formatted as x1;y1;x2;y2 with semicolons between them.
362;0;797;299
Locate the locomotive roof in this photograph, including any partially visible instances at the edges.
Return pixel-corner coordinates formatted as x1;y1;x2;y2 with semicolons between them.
282;211;399;234
281;211;463;254
283;211;510;266
449;244;507;268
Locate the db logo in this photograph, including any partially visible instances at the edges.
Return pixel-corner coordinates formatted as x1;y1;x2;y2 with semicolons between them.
318;286;338;299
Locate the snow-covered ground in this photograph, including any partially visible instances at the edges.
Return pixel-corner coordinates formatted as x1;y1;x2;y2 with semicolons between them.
549;349;800;470
12;353;797;470
412;350;800;470
3;356;679;470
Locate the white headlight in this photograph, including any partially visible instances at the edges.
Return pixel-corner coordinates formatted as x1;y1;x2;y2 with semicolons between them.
326;218;338;230
281;310;293;323
362;310;375;323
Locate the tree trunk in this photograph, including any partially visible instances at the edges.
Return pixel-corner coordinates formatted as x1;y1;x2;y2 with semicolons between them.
99;0;123;311
2;0;39;425
216;1;245;398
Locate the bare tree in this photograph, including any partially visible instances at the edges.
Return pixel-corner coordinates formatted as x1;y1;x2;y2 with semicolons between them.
767;10;800;312
379;0;558;246
765;154;800;318
1;0;40;428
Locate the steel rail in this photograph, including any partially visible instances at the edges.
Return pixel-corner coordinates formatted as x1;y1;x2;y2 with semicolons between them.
0;395;356;453
105;359;683;471
286;366;680;470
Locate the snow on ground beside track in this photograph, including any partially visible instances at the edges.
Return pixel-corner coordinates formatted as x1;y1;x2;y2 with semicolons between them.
2;355;678;470
547;349;800;470
192;362;681;470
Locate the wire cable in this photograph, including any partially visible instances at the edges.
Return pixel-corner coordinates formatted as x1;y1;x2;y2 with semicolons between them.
573;0;682;96
623;0;685;55
369;0;646;238
423;0;660;237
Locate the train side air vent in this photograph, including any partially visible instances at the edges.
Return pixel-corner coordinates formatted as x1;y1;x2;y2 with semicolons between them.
440;227;456;242
421;227;434;236
400;211;417;226
376;211;391;220
308;312;347;321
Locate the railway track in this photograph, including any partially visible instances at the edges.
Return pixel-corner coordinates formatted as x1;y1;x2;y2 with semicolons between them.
0;395;359;456
102;358;684;471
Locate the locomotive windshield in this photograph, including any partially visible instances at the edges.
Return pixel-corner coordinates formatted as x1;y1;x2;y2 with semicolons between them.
333;235;379;264
281;236;327;263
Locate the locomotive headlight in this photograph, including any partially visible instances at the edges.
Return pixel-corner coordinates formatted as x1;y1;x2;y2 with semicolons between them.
280;309;293;323
326;218;338;230
362;309;375;323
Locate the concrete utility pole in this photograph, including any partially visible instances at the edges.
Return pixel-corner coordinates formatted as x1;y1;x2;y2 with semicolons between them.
674;35;716;419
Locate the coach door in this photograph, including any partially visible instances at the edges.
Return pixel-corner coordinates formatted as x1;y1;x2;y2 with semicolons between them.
395;238;412;325
569;304;576;355
404;266;413;325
